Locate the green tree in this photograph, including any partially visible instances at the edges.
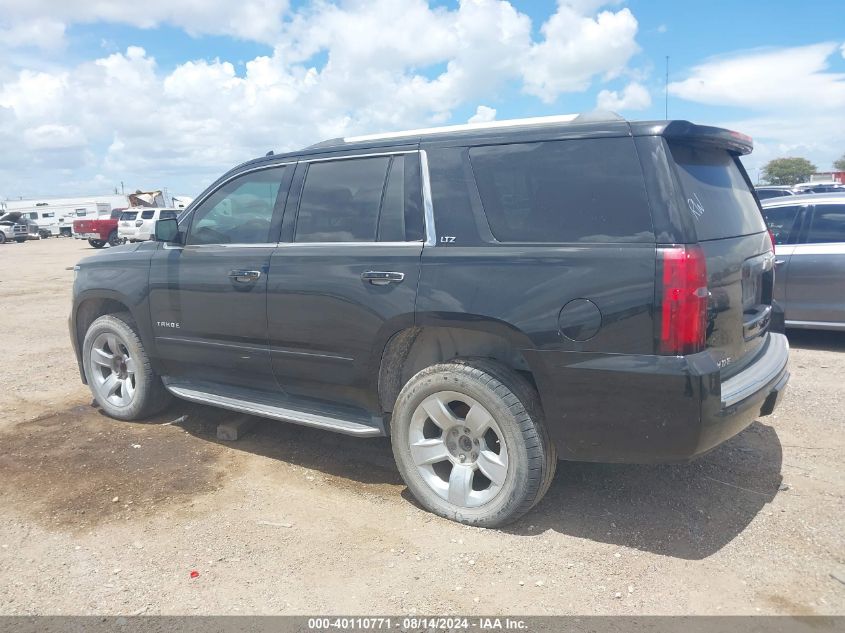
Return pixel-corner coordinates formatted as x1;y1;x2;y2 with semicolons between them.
834;153;845;171
762;157;817;186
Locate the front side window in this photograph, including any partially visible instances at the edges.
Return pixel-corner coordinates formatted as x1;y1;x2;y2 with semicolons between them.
295;157;390;242
470;138;654;243
160;210;178;220
187;167;286;245
807;204;845;244
762;205;801;245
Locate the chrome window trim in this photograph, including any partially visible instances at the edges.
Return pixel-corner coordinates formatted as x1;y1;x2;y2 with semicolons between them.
419;149;436;247
177;149;437;248
275;241;423;248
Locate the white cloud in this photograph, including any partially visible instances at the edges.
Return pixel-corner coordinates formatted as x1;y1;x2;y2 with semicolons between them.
523;5;639;102
0;0;643;197
596;81;651;111
669;43;845;112
656;24;667;34
0;0;291;46
670;43;845;176
468;105;497;123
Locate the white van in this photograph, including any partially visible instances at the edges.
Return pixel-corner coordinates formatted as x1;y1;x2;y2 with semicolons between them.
118;208;179;242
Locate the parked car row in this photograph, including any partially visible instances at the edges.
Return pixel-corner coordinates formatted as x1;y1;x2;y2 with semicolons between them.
70;207;179;248
756;182;845;200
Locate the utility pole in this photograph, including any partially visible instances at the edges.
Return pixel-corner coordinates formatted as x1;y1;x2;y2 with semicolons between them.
121;181;124;196
665;55;669;120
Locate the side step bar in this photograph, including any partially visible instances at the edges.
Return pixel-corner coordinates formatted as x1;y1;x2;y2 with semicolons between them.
162;379;385;437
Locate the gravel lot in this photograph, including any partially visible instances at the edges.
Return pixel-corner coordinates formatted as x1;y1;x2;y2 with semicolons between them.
0;238;842;616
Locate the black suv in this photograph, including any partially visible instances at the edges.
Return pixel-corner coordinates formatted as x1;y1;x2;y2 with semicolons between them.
70;114;790;527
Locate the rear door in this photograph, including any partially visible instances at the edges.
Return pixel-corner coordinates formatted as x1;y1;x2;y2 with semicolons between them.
267;151;425;411
668;142;772;376
784;202;845;325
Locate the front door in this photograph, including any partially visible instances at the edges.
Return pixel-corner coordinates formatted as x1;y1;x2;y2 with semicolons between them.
149;165;292;389
268;152;426;410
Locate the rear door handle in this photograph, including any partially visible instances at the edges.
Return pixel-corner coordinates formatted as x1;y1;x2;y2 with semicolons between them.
361;271;405;286
228;269;262;283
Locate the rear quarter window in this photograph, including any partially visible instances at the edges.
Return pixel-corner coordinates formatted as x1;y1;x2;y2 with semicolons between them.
669;144;766;241
469;137;653;243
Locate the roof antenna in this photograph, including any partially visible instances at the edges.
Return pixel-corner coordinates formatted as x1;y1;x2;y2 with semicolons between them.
665;55;669;120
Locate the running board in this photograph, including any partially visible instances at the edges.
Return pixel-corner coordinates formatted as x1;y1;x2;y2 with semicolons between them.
162;378;385;437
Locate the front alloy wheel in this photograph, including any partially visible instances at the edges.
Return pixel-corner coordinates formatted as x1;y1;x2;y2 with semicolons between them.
89;331;137;407
82;312;171;420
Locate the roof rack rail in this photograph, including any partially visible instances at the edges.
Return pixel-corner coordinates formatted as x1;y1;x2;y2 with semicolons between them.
340;111;622;144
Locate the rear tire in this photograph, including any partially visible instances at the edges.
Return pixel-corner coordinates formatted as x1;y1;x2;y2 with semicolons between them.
107;230;120;247
0;231;6;244
391;358;556;528
88;239;105;248
82;312;172;420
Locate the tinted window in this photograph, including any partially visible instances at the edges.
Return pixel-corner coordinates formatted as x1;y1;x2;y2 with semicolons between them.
469;138;653;243
295;157;389;242
120;211;137;220
110;210;122;219
141;210;155;220
160;210;178;220
669;144;766;241
188;167;286;245
762;205;801;245
807;205;845;243
756;189;789;200
43;212;54;218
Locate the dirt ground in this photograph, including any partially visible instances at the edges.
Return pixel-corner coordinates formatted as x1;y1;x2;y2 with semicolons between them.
0;237;842;616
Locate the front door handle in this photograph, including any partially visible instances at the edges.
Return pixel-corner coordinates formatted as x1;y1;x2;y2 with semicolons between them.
775;259;786;266
361;271;405;286
228;269;262;283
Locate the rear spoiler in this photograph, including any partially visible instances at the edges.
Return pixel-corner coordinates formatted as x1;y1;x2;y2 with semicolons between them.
631;120;754;156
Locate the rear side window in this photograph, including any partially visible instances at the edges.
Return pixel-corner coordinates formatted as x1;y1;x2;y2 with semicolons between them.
110;210;121;219
295;157;390;242
761;205;801;245
160;210;178;220
807;205;845;243
469;138;653;243
669;144;766;241
141;210;155;220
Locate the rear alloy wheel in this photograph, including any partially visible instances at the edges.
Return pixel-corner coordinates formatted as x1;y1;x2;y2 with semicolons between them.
83;312;171;420
88;239;105;248
391;359;556;527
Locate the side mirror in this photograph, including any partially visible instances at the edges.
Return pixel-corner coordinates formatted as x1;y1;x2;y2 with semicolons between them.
154;217;180;243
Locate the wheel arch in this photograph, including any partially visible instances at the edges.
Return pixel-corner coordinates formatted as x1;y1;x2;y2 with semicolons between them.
72;290;155;383
377;319;536;414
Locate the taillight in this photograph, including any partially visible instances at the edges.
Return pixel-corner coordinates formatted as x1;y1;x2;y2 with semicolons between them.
767;229;776;256
657;245;708;355
135;220;143;227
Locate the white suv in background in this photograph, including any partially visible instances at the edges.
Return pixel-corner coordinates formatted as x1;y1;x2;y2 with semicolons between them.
118;208;179;242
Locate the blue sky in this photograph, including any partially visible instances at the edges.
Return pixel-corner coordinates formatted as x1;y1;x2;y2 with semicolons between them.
0;0;843;198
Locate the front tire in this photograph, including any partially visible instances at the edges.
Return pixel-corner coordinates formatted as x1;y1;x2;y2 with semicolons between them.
15;237;26;243
82;312;171;420
88;239;106;248
391;359;556;528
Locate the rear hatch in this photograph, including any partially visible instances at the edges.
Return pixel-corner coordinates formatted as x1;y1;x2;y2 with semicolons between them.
667;141;773;378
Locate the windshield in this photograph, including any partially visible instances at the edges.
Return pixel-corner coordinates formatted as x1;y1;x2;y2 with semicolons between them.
669;143;767;241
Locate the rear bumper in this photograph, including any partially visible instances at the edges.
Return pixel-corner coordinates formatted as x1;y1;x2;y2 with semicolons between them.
525;333;789;463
